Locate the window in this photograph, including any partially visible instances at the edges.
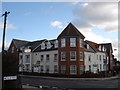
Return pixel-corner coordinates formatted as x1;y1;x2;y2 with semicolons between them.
40;65;44;72
41;42;45;49
103;55;104;59
54;65;58;73
80;39;83;47
54;40;58;48
70;51;76;61
54;54;58;62
102;46;105;51
61;52;66;61
88;55;91;61
80;65;84;75
61;65;66;74
89;65;91;72
46;54;50;61
11;46;14;53
70;38;76;47
99;45;101;51
87;44;89;49
40;55;44;61
61;38;65;47
46;65;49;73
100;55;101;61
25;55;30;63
100;64;102;70
80;52;83;61
47;41;51;49
70;65;76;74
20;55;23;60
103;64;106;70
97;55;98;60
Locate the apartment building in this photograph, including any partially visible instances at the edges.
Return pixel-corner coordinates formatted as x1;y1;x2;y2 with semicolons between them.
8;23;113;75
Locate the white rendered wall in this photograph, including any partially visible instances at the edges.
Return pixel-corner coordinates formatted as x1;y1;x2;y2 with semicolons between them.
33;50;58;73
84;51;106;73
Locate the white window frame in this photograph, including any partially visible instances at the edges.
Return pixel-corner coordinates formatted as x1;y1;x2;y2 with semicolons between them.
61;52;66;61
61;65;66;74
25;55;30;63
40;65;44;73
40;55;44;61
89;65;91;72
46;54;50;61
80;65;84;75
80;52;83;61
54;40;58;48
70;38;76;47
80;39;83;47
47;41;51;49
99;55;101;61
70;51;76;61
54;65;58;73
46;65;49;73
54;54;58;62
70;65;77;74
100;64;102;70
99;45;101;51
88;55;91;61
87;44;89;49
41;42;45;49
61;38;66;47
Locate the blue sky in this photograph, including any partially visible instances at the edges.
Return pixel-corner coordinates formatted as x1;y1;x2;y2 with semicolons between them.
0;2;118;59
1;2;74;42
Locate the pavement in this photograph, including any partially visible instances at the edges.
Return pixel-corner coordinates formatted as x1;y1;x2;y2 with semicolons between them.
21;74;120;89
22;84;37;88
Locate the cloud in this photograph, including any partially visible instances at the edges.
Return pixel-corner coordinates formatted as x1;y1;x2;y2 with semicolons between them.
50;21;66;29
76;26;118;60
71;2;118;60
72;2;118;32
0;41;10;51
51;21;62;27
0;22;16;30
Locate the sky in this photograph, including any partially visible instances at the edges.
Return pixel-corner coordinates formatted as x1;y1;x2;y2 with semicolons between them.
0;2;118;60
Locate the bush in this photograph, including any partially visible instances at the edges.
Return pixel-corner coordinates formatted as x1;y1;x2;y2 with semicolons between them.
19;71;112;78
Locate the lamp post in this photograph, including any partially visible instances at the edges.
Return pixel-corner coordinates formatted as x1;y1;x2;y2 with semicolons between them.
2;11;10;89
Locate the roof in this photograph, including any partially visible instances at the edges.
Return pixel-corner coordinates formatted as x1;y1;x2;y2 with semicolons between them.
24;39;47;51
98;43;113;53
57;23;85;39
33;39;58;52
13;39;29;49
84;41;96;53
85;40;98;52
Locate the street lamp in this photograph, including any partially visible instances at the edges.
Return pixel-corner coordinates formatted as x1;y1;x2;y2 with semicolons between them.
1;11;10;89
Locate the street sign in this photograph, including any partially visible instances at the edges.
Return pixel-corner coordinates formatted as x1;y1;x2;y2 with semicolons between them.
4;76;17;80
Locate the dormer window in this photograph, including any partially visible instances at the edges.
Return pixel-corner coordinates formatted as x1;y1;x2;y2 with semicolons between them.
99;45;101;51
20;46;24;51
41;42;45;50
87;44;89;49
54;40;58;48
102;46;105;51
47;41;51;49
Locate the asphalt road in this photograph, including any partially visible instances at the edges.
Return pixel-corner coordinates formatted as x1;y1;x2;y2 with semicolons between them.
21;75;120;89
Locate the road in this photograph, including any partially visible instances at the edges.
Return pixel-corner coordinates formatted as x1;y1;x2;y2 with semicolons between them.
21;75;120;89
